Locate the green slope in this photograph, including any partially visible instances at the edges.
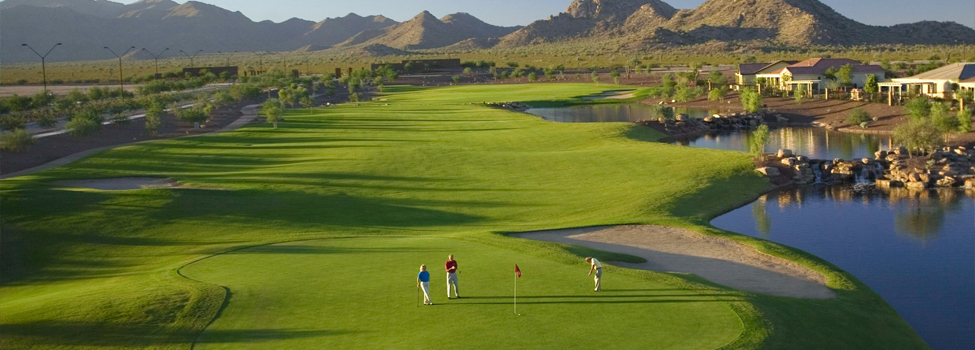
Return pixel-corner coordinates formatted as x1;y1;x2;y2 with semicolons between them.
0;84;928;349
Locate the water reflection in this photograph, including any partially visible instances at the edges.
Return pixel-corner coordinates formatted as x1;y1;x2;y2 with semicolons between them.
712;186;975;349
525;105;712;123
674;127;893;160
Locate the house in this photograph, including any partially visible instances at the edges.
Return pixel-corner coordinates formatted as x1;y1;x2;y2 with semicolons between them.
735;61;796;90
755;58;886;93
883;63;975;100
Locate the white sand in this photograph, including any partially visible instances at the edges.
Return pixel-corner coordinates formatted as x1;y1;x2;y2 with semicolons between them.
513;225;836;299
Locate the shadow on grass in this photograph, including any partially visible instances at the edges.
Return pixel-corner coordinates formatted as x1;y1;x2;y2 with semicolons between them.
1;187;486;283
230;245;446;255
0;321;343;347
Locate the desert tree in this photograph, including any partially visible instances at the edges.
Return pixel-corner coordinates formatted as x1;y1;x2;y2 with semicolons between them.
708;87;728;101
930;102;959;143
905;97;932;120
740;87;763;113
894;119;943;156
706;70;727;91
749;124;771;160
957;108;972;133
262;98;284;129
956;89;973;111
863;74;879;101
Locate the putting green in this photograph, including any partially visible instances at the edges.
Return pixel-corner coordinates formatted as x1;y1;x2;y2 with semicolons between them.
182;237;743;349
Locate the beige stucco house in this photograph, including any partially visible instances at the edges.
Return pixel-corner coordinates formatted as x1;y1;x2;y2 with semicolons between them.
883;63;975;100
755;58;886;92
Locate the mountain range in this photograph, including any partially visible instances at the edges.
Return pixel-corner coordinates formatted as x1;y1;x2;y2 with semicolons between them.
2;0;974;64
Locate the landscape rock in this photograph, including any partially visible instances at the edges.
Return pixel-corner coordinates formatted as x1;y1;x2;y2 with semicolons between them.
757;167;780;177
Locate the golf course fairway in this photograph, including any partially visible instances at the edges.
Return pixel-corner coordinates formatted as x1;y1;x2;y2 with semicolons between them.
0;84;928;349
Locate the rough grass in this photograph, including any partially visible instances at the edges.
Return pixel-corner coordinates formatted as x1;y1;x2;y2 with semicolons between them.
0;84;927;349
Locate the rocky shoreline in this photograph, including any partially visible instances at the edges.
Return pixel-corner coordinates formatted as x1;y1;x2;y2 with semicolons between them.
758;147;975;190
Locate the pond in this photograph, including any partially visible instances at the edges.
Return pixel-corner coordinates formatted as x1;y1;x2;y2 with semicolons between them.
528;103;973;348
526;104;712;123
671;126;894;160
711;186;974;350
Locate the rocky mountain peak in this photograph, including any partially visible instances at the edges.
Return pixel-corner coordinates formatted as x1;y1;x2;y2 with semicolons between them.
565;0;667;21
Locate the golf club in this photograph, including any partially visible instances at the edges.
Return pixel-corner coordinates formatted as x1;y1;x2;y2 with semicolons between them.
416;284;421;307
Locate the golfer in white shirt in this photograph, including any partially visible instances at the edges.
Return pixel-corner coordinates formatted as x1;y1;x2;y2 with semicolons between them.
585;257;602;291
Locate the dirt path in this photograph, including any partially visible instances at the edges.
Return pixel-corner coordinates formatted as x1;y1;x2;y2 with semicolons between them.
513;225;835;299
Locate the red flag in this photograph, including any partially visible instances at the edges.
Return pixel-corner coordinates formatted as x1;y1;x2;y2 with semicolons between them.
515;264;522;278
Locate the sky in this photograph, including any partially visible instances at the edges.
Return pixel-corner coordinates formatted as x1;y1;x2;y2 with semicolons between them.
121;0;975;29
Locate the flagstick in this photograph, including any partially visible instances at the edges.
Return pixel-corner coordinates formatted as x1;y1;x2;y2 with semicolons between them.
514;271;517;315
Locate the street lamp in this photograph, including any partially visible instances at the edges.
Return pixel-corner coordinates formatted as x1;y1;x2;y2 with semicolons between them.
179;49;204;67
104;45;136;90
21;43;62;92
256;51;275;74
217;51;238;67
142;47;169;77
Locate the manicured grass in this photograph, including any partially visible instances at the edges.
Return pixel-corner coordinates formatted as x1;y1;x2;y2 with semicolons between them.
1;84;927;349
182;237;743;350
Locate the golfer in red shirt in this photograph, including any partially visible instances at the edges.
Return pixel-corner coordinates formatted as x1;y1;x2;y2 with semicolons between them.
445;254;460;298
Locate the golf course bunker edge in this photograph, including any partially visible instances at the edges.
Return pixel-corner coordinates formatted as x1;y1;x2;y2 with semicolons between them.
513;225;836;299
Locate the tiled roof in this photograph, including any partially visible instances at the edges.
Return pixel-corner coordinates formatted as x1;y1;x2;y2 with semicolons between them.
900;63;975;80
738;61;799;75
784;58;882;75
738;63;769;75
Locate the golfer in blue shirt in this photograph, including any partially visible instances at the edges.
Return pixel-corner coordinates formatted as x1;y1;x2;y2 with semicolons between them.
417;265;433;305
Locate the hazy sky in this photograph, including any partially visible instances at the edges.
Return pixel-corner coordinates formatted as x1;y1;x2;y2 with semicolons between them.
121;0;975;29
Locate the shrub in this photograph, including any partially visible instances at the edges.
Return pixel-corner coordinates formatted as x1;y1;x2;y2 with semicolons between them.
894;119;943;155
0;115;26;131
905;97;932;120
111;113;131;125
144;102;162;136
528;72;538;83
36;111;59;129
0;128;35;152
66;113;102;137
750;125;771;159
452;75;462;83
957;108;972;133
847;108;871;126
741;88;763;113
674;86;703;102
708;87;728;101
16;79;27;85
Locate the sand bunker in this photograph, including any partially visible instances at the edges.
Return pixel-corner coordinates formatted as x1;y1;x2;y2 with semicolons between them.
513;225;835;299
55;177;182;190
581;91;636;100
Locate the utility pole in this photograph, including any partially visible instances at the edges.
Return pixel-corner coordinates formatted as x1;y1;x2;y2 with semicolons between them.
142;48;169;77
104;45;136;90
256;51;275;74
21;43;62;92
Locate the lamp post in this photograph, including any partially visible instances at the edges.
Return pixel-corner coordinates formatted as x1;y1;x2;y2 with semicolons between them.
142;47;169;77
21;43;61;92
217;51;238;67
104;45;136;90
179;49;204;67
256;51;275;74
